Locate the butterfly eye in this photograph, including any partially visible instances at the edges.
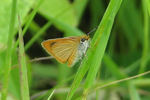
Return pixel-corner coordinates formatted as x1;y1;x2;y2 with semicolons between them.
81;38;86;42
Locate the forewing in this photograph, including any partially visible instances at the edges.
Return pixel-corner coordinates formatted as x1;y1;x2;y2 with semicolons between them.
41;37;79;63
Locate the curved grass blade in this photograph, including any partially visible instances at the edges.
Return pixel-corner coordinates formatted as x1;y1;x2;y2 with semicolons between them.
84;0;122;90
66;0;122;99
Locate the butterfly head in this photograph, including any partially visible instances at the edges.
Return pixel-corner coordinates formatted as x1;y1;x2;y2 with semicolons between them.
80;35;90;42
80;35;90;47
77;35;90;58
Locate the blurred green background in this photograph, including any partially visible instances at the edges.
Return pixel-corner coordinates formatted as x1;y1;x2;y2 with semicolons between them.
0;0;150;100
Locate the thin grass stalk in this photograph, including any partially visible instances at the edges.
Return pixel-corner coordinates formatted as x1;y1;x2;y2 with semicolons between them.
90;70;150;94
1;0;17;99
139;0;149;74
18;15;30;100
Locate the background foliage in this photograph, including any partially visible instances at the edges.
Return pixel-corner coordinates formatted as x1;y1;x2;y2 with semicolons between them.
0;0;150;100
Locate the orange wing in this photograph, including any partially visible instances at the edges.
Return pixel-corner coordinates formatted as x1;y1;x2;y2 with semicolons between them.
67;48;78;66
41;37;80;64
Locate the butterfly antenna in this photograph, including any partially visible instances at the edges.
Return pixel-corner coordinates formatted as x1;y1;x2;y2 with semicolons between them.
87;26;97;35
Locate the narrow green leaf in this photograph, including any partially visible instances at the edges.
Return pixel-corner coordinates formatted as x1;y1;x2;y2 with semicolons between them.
66;0;122;99
139;0;149;74
18;15;30;100
1;0;17;99
84;0;122;90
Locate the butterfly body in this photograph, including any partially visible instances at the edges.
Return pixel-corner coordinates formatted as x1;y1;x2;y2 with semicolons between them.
41;35;90;67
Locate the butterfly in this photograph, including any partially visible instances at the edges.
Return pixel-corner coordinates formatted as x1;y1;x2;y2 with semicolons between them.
41;35;90;67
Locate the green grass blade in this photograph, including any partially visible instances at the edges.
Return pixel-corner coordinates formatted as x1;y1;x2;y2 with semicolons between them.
66;59;90;100
25;21;52;51
22;0;44;36
18;15;30;100
14;0;44;49
139;0;149;74
1;0;17;99
93;71;150;92
66;0;122;99
84;0;122;90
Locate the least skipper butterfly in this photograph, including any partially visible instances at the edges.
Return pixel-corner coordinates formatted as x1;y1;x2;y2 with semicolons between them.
41;35;90;67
